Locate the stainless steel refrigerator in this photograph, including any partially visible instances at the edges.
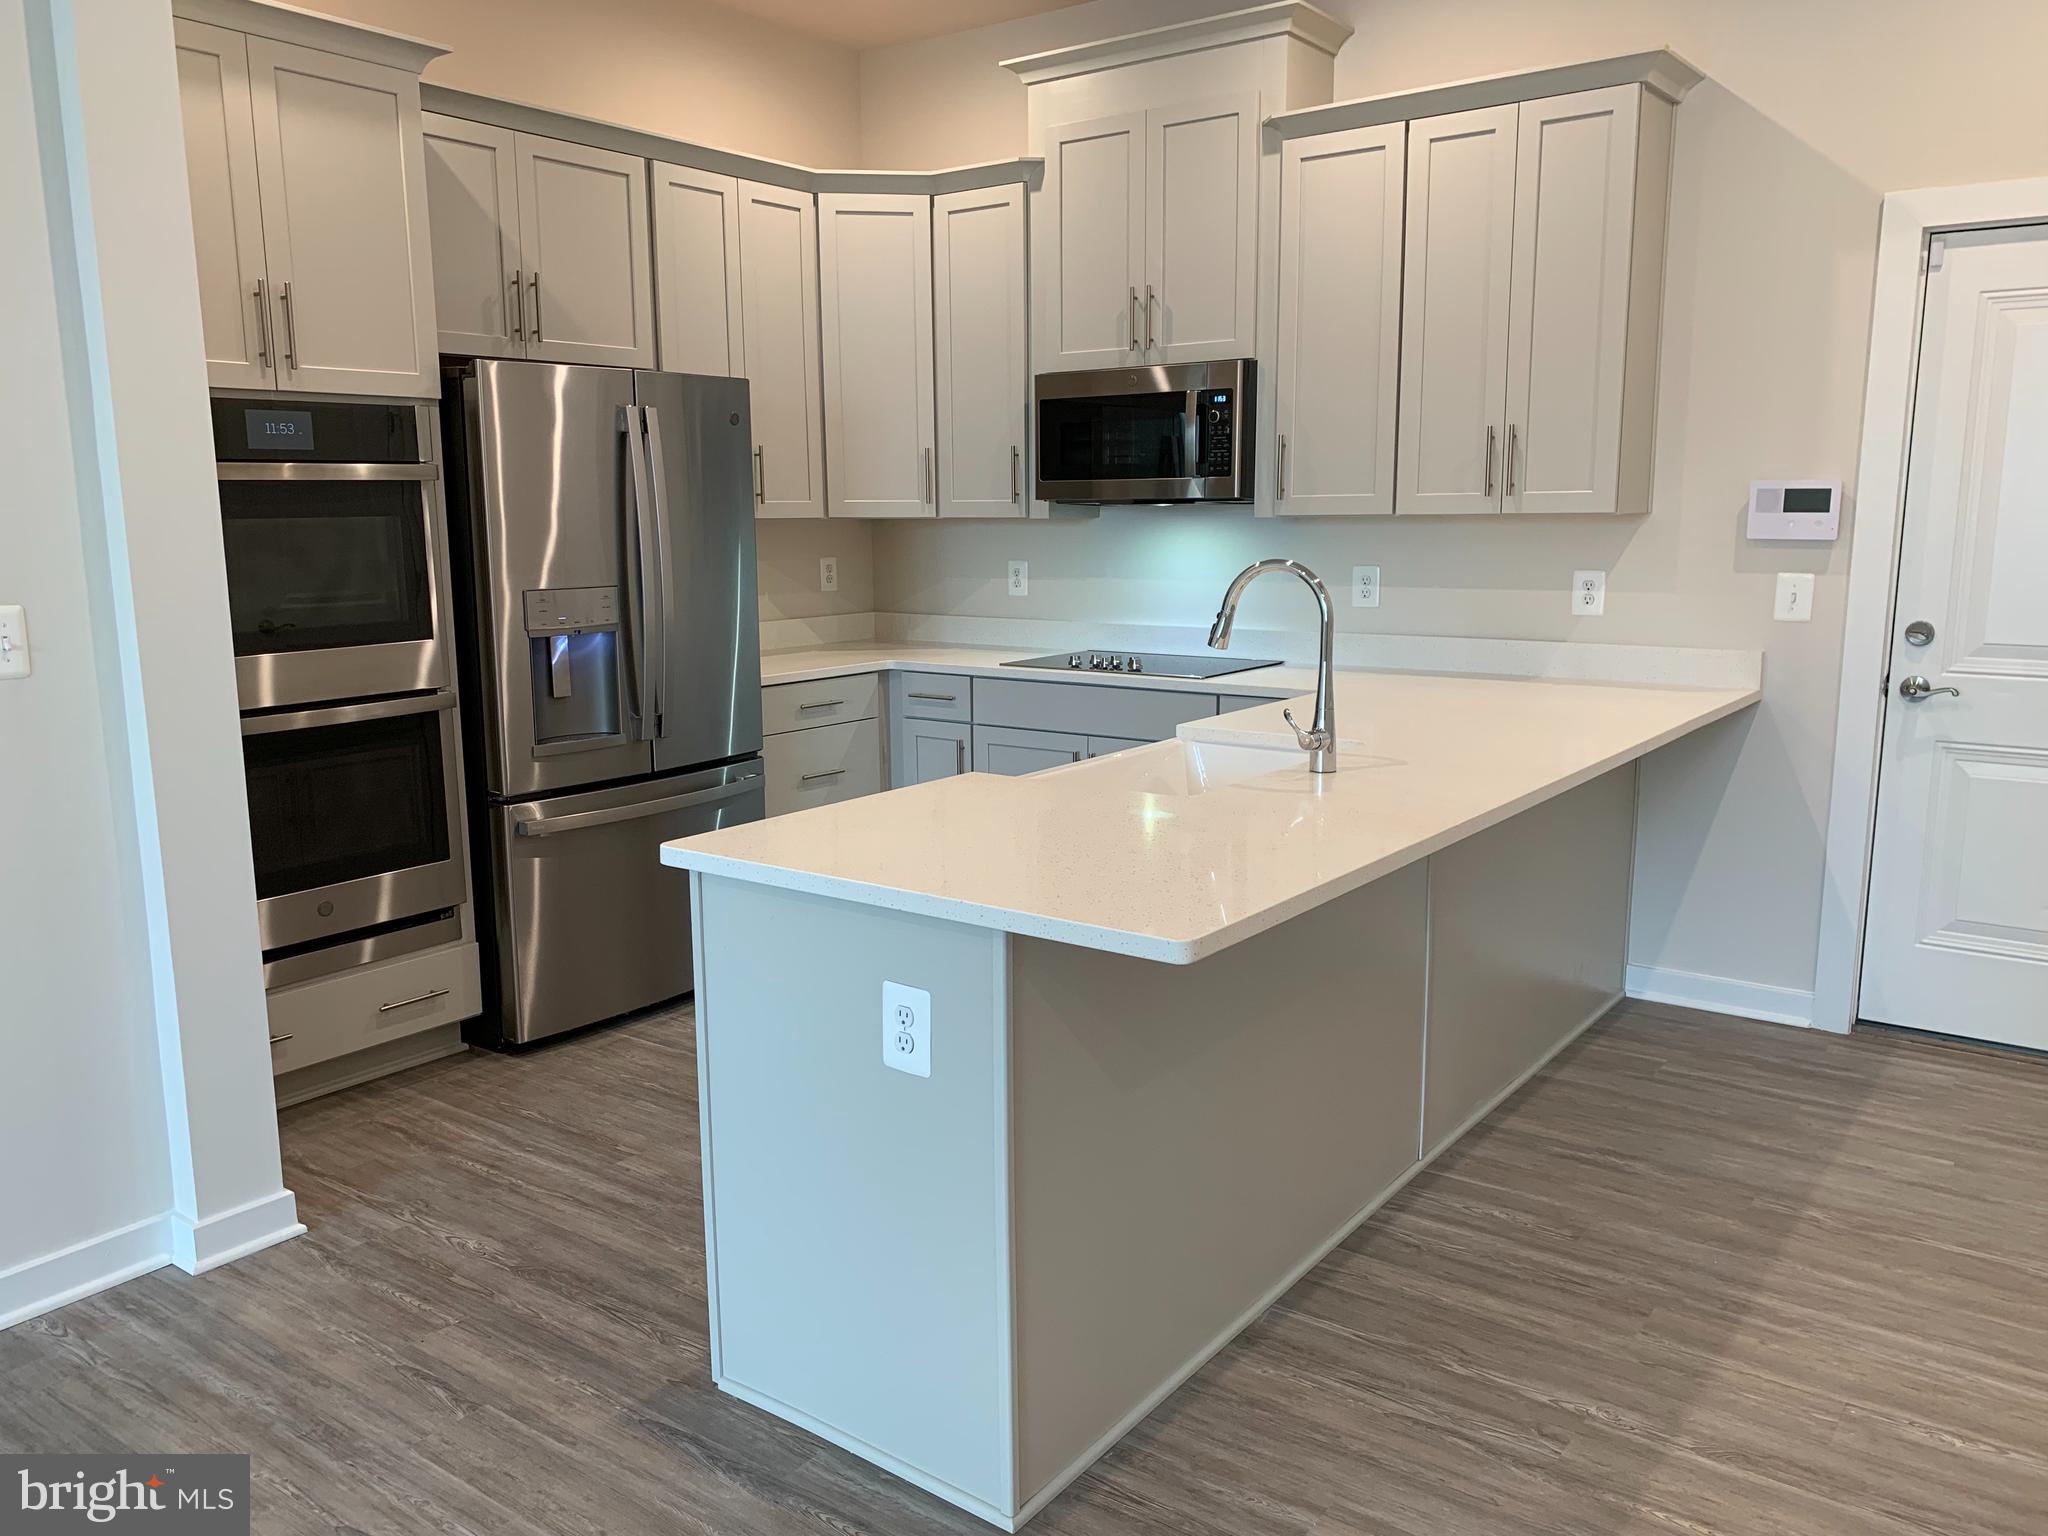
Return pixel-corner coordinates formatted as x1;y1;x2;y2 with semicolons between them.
443;359;765;1045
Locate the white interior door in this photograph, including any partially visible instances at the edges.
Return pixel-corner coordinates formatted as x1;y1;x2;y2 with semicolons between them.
246;37;438;397
1862;222;2048;1050
736;179;826;518
819;192;936;518
1038;111;1145;370
516;132;654;367
1145;93;1259;363
933;184;1027;518
652;161;745;375
1503;86;1640;516
1273;122;1403;516
173;20;273;389
1395;104;1517;515
422;113;524;358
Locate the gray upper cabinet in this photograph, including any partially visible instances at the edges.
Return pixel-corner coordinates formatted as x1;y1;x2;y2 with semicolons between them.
652;161;746;376
737;179;828;519
421;118;654;367
176;18;438;397
819;192;937;519
933;185;1028;518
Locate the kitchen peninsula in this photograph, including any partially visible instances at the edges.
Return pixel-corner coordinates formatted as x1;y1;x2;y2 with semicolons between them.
660;666;1759;1530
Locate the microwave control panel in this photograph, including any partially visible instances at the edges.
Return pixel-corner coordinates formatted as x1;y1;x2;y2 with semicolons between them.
1198;390;1236;478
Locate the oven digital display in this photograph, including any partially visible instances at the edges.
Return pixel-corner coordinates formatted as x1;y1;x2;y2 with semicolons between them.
244;408;316;452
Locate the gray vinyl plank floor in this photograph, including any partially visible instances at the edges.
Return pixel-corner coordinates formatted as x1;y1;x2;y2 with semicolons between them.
4;999;2046;1535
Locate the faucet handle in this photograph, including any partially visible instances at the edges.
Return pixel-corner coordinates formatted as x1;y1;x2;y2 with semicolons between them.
1282;706;1331;752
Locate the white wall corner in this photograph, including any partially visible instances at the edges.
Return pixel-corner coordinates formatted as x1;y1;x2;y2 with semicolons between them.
1625;963;1821;1031
167;1190;306;1276
0;1215;171;1332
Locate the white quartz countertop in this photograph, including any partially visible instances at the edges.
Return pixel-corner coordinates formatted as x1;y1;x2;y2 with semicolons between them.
757;641;1316;696
663;667;1760;964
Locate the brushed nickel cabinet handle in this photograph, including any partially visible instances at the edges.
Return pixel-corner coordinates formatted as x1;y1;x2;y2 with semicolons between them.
907;691;957;702
796;698;845;711
800;768;846;783
923;446;933;505
278;280;298;370
378;987;449;1013
1129;287;1139;351
1277;433;1288;500
1506;424;1519;499
529;271;542;341
753;446;765;504
268;1033;293;1046
1011;444;1021;502
956;738;966;773
510;267;524;341
253;279;272;369
1144;284;1155;351
1483;424;1497;497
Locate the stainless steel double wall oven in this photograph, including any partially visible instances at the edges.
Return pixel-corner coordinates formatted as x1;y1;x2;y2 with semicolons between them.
215;397;470;984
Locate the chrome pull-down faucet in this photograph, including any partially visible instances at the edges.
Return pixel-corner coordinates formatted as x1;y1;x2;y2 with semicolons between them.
1207;558;1337;773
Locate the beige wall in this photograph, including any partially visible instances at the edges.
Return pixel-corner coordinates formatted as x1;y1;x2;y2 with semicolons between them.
853;0;2048;1008
316;0;864;166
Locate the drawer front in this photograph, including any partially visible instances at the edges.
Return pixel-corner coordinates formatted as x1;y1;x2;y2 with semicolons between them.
895;716;971;786
974;723;1087;776
765;717;884;815
763;673;880;736
971;677;1217;741
894;670;973;723
1086;734;1149;758
266;941;481;1076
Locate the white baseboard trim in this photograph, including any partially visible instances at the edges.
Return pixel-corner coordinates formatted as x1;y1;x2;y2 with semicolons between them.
1626;963;1820;1030
167;1188;305;1275
0;1214;171;1331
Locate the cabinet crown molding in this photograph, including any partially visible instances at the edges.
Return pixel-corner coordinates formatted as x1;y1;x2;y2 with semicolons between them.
1001;1;1352;85
1267;48;1705;139
172;0;447;72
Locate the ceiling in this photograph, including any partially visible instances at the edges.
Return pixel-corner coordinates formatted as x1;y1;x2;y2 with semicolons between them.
709;0;1099;50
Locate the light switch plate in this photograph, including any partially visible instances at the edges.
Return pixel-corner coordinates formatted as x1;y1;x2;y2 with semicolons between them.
1351;565;1380;609
1774;572;1816;622
1007;560;1028;598
0;605;28;680
818;556;838;593
1571;571;1606;617
882;980;931;1077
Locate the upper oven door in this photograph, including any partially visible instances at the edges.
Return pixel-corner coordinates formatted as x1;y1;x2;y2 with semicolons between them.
1035;360;1253;503
214;399;448;710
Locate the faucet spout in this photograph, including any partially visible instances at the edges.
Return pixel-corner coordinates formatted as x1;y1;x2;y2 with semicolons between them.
1206;559;1338;773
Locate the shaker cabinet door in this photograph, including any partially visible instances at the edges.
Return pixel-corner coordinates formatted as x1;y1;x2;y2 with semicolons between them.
933;185;1027;518
819;192;936;518
894;718;972;787
1036;112;1146;371
174;20;273;390
245;37;438;397
422;113;524;358
1395;104;1517;514
1273;122;1404;516
737;179;827;518
1144;93;1259;363
1502;85;1643;516
653;161;746;376
515;133;655;367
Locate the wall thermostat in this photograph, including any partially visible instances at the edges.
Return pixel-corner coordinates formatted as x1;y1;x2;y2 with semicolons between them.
1747;479;1841;541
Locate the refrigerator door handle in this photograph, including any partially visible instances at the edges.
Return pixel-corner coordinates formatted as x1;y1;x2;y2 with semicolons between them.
510;774;760;837
641;403;676;741
622;404;659;741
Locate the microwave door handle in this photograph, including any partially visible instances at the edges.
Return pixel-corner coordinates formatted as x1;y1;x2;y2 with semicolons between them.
641;403;675;740
1184;388;1202;482
621;405;656;741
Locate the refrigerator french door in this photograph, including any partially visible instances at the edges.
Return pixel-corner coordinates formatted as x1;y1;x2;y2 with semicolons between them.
445;359;764;1044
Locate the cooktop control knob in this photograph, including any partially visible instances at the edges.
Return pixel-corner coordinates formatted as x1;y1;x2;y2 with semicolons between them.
1068;653;1084;668
1127;655;1143;673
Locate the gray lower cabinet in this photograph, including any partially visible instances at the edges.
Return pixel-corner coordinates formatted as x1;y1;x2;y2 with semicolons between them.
974;723;1087;776
1086;734;1148;758
897;717;972;785
762;714;883;815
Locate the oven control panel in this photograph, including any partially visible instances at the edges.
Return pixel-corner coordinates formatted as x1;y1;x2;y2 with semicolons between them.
523;586;619;635
1197;390;1236;478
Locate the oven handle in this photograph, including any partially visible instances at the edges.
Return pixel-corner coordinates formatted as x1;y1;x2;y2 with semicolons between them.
510;773;761;838
216;462;437;482
240;690;455;736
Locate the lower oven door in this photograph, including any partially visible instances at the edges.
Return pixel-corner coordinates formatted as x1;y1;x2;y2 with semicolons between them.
241;691;467;952
483;760;765;1045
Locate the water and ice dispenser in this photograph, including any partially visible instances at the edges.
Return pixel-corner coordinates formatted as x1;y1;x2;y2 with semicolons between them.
522;586;623;747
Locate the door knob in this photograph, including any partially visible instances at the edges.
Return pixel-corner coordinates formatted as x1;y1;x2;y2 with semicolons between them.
1898;675;1960;700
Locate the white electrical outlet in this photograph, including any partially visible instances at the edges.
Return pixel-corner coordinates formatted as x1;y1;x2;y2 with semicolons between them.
0;605;28;680
1774;571;1816;622
1351;565;1380;609
1571;570;1607;617
1007;560;1029;598
882;981;931;1077
818;556;838;593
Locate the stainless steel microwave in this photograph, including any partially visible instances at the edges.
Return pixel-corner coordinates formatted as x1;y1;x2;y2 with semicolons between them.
1035;358;1255;504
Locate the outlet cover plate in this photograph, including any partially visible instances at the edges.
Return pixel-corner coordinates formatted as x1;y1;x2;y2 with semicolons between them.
882;981;931;1077
1572;570;1606;617
1007;560;1028;598
1351;565;1380;609
819;556;838;593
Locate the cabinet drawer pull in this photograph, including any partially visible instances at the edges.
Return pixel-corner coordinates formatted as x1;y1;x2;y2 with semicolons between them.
796;698;844;711
1144;284;1155;351
268;1033;293;1046
907;691;957;702
1276;433;1288;500
379;987;450;1014
529;271;542;341
800;769;846;783
1505;424;1519;499
253;279;272;369
1011;444;1021;502
1483;424;1497;497
753;446;765;503
278;280;298;370
1129;286;1139;351
923;446;934;505
510;267;525;341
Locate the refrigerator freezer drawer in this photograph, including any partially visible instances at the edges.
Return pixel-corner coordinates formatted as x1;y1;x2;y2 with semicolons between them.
482;762;764;1044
